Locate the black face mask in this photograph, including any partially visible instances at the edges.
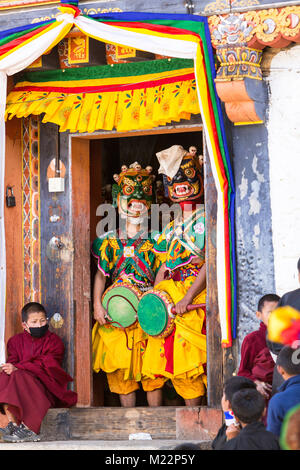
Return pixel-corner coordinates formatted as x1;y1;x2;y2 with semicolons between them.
27;323;49;338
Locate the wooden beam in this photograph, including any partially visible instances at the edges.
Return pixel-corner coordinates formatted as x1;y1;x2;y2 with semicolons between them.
204;138;223;407
4;117;23;341
71;137;92;406
72;124;203;140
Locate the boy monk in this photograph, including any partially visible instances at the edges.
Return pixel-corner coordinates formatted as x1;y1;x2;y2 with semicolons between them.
0;302;77;442
238;294;280;399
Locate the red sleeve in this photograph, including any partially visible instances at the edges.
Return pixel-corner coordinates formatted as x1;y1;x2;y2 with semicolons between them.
237;334;258;382
6;336;22;365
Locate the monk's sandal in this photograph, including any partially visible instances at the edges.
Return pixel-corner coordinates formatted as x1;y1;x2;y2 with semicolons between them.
3;423;40;442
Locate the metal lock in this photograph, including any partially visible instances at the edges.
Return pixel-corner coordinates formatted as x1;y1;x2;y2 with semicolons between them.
6;186;16;207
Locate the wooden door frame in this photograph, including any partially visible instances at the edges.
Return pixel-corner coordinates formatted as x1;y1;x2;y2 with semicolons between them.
71;137;92;406
71;123;223;407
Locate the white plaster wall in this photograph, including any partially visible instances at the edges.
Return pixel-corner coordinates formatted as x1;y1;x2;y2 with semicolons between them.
266;45;300;295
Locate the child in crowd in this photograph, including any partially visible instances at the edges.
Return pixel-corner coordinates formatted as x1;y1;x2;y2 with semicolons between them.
222;388;280;450
238;294;280;399
267;346;300;438
268;258;300;395
212;375;256;450
0;302;77;442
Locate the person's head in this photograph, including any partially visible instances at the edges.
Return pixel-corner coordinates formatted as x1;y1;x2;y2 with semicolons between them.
21;302;48;337
277;346;300;380
256;293;280;326
280;404;300;450
231;388;265;426
221;376;256;412
188;146;197;157
173;443;200;450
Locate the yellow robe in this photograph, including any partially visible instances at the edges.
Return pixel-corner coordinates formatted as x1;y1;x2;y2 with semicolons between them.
91;230;161;393
142;276;207;384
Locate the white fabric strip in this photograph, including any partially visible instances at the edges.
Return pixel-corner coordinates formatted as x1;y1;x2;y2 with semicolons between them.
74;15;198;59
193;62;228;344
0;71;7;363
0;14;74;75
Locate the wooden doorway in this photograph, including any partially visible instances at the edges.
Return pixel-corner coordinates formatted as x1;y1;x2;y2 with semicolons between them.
71;123;223;407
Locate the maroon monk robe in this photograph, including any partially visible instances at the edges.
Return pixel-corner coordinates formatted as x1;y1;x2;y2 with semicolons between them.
0;329;77;434
237;322;275;384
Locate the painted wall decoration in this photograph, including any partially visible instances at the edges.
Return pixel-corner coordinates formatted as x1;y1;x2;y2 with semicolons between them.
215;46;263;81
22;115;41;304
208;8;300;48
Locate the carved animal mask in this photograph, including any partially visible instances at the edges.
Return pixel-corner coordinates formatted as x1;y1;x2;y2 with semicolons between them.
164;153;204;203
112;165;154;218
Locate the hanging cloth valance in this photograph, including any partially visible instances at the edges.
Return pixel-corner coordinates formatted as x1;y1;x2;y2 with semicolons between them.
6;58;200;133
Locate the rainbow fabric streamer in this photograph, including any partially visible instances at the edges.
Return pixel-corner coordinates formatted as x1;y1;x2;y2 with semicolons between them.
0;5;237;347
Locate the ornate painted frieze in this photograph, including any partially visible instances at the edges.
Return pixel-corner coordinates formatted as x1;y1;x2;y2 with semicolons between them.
208;7;300;124
215;45;263;81
22;116;41;303
208;7;300;48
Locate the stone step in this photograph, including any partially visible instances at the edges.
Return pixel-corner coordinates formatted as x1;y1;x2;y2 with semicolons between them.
0;439;212;450
39;406;222;442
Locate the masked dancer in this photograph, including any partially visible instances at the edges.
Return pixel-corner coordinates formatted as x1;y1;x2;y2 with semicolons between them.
92;162;164;407
141;145;207;406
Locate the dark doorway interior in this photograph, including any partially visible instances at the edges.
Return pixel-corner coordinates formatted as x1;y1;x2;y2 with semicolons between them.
90;130;203;406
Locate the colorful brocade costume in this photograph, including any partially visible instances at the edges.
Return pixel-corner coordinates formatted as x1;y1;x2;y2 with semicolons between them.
141;145;207;400
91;231;164;395
141;206;207;399
91;162;168;395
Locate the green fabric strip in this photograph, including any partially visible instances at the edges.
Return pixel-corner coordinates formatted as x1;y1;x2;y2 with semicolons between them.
17;58;194;83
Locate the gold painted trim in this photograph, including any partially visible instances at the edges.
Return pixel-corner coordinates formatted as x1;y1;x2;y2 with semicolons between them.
234;120;264;125
0;0;58;11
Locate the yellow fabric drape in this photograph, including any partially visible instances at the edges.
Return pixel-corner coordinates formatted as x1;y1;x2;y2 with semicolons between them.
5;79;199;133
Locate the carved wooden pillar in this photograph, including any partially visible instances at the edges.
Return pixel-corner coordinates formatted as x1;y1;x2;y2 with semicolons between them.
214;44;267;125
208;13;267;125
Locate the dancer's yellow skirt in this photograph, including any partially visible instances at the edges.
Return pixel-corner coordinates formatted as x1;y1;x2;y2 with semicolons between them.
92;321;162;394
141;276;207;399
